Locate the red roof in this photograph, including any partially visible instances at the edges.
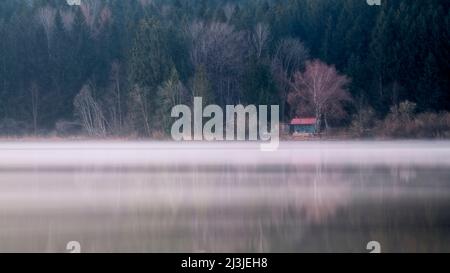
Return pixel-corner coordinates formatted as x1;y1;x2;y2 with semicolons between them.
290;118;317;125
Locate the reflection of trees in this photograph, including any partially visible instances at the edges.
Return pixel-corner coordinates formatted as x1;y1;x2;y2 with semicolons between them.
41;165;353;252
145;165;354;252
3;154;449;252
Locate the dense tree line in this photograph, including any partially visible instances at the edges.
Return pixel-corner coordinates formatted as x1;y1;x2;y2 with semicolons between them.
0;0;448;136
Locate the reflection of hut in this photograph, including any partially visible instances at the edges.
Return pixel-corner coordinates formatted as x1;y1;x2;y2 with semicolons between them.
290;118;317;135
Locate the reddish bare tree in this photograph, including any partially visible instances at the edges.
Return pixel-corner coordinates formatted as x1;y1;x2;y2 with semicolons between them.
288;60;352;130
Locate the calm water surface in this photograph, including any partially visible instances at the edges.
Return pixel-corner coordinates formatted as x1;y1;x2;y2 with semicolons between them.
0;141;449;252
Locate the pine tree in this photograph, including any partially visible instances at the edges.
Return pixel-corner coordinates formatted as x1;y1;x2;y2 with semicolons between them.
129;19;172;89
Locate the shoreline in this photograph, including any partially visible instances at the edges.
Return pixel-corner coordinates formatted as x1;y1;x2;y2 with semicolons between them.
0;135;448;142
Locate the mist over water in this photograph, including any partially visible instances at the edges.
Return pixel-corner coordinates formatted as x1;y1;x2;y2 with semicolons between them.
0;141;449;252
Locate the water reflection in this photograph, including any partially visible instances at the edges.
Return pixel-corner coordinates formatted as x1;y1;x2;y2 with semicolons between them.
0;141;449;252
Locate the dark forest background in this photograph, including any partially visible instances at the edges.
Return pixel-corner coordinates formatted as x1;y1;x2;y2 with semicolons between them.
0;0;448;137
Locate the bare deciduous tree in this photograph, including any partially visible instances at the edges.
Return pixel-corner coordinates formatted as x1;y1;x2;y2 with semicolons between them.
61;10;75;32
80;0;101;29
188;21;248;105
288;60;352;130
30;82;39;134
74;84;107;137
271;38;309;121
99;6;112;28
36;6;56;53
111;62;122;130
102;61;124;134
130;85;151;136
80;0;110;37
158;77;186;108
251;23;270;59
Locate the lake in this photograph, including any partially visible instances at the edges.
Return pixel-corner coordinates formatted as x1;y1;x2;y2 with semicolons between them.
0;141;449;252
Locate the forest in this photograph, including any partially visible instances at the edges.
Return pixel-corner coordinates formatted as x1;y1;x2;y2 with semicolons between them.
0;0;449;138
